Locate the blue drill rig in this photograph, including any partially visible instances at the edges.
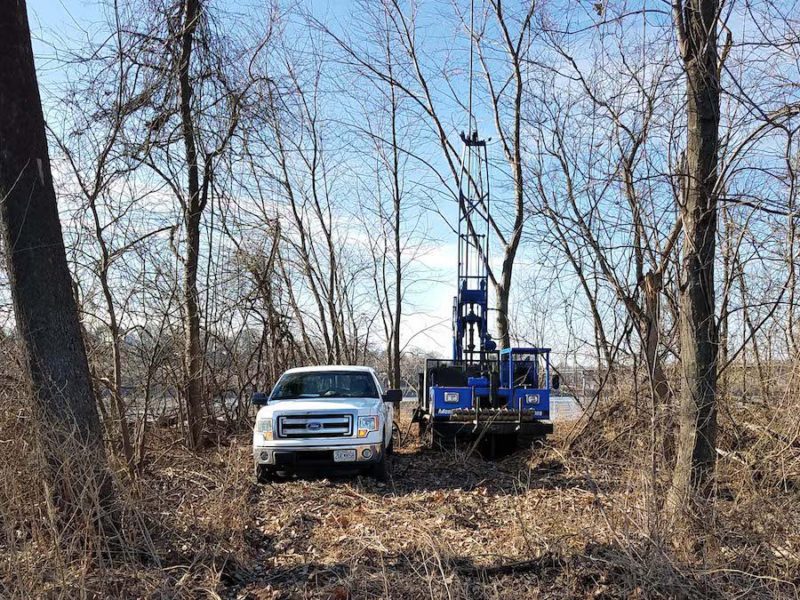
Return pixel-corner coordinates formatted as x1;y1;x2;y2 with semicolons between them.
412;129;559;454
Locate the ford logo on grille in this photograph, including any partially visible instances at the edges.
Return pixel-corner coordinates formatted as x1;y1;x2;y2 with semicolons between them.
306;422;322;431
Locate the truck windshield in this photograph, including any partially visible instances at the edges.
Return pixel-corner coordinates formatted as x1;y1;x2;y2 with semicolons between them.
271;371;379;400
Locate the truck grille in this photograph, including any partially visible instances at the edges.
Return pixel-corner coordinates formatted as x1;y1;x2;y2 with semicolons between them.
277;413;353;438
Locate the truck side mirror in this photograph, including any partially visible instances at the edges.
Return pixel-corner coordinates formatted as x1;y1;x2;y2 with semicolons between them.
251;391;270;407
552;374;560;390
383;389;402;405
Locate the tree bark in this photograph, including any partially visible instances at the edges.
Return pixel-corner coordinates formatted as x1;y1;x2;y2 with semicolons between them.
388;34;403;389
787;145;799;358
668;0;720;531
0;0;112;506
718;205;732;399
179;0;205;449
641;272;670;407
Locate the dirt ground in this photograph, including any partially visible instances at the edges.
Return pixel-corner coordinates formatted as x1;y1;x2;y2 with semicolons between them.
153;413;798;599
4;409;799;599
240;424;618;599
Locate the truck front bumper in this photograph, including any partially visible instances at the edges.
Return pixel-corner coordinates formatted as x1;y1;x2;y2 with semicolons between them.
253;443;383;468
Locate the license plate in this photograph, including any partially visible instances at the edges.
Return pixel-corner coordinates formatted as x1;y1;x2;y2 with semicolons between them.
333;449;356;462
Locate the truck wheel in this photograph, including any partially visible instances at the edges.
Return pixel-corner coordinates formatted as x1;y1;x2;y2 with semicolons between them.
386;427;395;455
256;464;273;484
368;449;388;481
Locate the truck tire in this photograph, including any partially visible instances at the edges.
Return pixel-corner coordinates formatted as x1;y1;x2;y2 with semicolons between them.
256;464;273;484
368;448;388;481
386;426;395;455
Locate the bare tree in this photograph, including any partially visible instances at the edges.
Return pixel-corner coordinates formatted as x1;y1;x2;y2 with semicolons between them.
473;0;536;348
240;37;377;367
524;12;682;456
50;3;152;472
667;0;721;528
0;0;112;509
110;0;253;448
352;4;412;388
316;0;539;349
177;0;209;449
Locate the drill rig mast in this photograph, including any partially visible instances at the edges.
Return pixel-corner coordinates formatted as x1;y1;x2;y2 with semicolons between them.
453;130;496;367
411;0;558;456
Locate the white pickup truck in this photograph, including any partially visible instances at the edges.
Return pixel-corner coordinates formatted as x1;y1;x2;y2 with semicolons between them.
252;366;401;482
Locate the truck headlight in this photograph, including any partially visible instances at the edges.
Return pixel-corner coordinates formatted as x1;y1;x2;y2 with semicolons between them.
256;418;273;441
357;416;379;438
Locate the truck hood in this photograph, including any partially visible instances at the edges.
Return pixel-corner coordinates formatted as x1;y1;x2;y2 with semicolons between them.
258;397;381;417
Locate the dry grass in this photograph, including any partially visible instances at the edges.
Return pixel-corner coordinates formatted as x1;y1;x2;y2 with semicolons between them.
2;391;800;599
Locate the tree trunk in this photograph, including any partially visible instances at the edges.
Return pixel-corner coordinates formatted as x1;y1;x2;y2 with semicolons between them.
390;55;402;389
102;271;135;472
718;205;732;399
179;0;205;449
641;271;672;470
495;274;512;351
786;145;799;359
89;200;135;474
493;111;524;352
183;208;205;449
668;0;720;532
0;0;113;507
641;272;670;407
